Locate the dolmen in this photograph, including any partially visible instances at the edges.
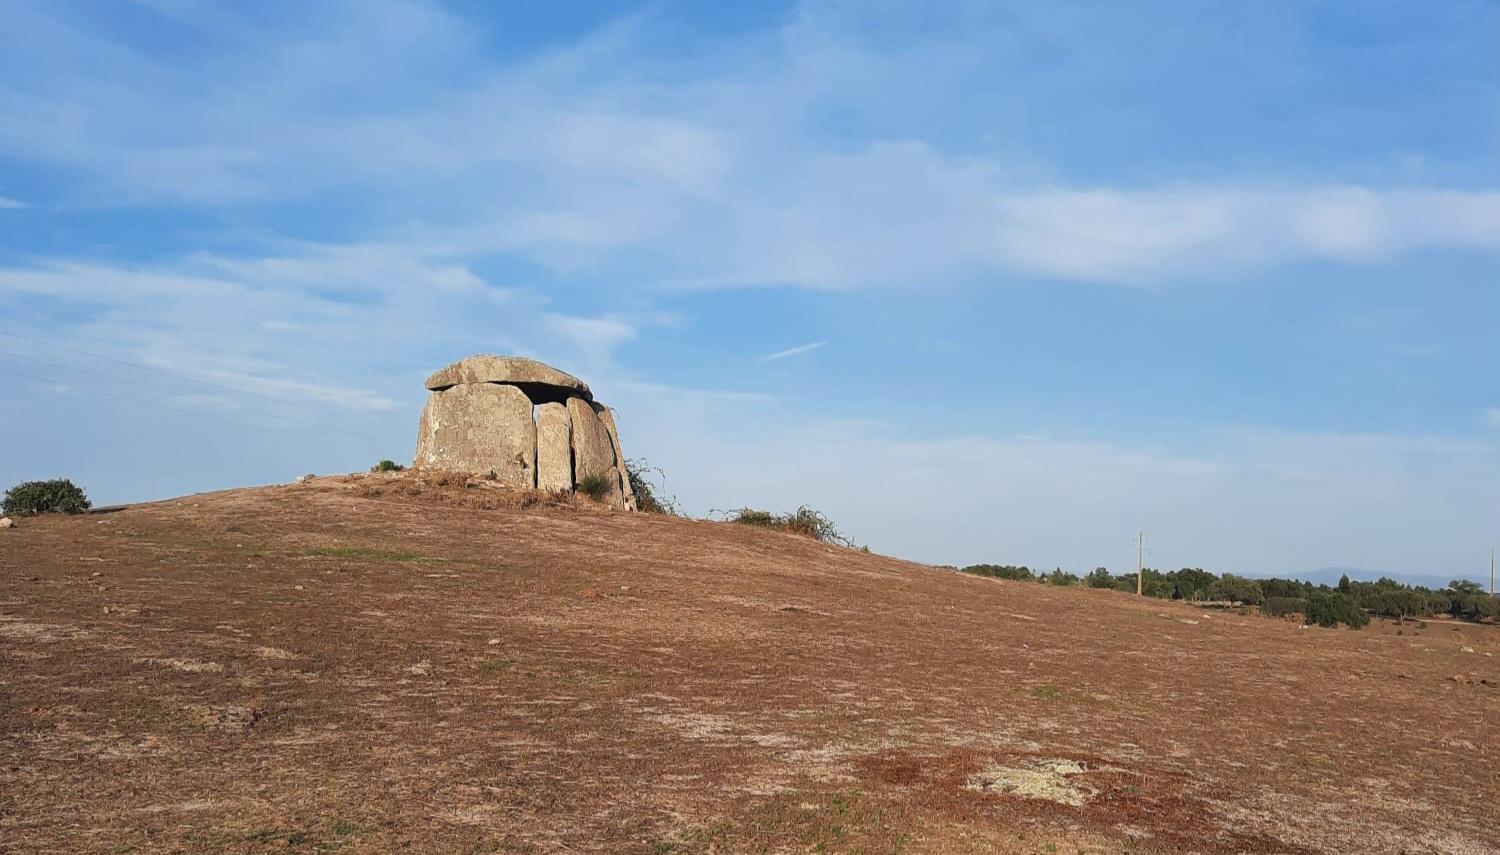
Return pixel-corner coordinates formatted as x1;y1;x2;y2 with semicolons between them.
412;355;636;510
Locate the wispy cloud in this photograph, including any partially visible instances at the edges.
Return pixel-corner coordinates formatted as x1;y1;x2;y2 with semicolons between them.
0;245;643;420
763;341;827;362
1485;408;1500;428
5;4;1500;289
0;196;26;209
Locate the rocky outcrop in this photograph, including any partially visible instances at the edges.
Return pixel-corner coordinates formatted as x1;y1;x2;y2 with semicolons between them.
534;402;574;492
411;355;633;509
413;382;536;488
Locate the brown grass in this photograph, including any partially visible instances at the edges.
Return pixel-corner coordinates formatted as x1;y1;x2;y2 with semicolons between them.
1;473;1497;853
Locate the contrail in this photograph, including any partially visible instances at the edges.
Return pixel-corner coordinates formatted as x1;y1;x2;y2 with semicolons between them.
762;341;827;362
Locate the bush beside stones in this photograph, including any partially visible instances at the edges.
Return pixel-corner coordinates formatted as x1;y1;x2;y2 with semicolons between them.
624;459;679;516
575;472;615;501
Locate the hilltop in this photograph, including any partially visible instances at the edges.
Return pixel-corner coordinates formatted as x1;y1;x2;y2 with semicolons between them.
2;474;1497;853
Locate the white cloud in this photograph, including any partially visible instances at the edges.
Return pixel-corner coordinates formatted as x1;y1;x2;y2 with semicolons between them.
0;195;25;209
1485;408;1500;428
762;341;827;362
5;4;1500;289
0;244;644;422
542;313;640;369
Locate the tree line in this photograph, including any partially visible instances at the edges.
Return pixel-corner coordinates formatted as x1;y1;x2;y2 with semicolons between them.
956;564;1498;630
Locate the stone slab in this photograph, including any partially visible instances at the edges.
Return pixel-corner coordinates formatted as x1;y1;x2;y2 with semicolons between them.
566;396;623;508
534;401;574;492
424;355;592;401
413;383;536;487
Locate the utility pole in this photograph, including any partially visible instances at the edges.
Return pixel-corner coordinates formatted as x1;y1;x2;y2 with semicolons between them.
1491;549;1495;598
1135;532;1146;596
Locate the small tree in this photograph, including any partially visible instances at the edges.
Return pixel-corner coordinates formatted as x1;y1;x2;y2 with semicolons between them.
1172;567;1217;601
1085;567;1114;589
4;479;92;516
1304;591;1368;629
1208;574;1265;606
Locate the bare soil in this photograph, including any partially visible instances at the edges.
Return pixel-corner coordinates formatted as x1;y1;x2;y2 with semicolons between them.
2;474;1497;853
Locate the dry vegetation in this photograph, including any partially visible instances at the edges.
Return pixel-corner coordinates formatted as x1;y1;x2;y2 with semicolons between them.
2;473;1498;853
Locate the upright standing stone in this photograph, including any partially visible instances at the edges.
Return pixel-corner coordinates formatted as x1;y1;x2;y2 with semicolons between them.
597;406;636;512
534;402;574;492
414;383;536;488
566;396;623;507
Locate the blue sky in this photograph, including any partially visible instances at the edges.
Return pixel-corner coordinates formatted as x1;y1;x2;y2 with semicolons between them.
3;0;1499;583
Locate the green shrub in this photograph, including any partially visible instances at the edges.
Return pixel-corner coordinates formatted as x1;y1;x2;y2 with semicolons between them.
1208;574;1265;606
1085;567;1114;589
1044;569;1080;586
624;458;679;515
575;471;615;500
3;479;91;516
961;564;1035;581
1262;596;1306;618
1259;577;1309;600
1304;591;1369;629
1139;569;1175;599
1172;567;1218;601
373;459;405;472
725;506;854;547
1446;580;1498;622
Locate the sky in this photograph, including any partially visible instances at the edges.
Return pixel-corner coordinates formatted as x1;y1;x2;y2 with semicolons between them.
2;0;1499;584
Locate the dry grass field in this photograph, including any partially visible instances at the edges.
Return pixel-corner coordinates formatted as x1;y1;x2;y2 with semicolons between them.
2;474;1497;854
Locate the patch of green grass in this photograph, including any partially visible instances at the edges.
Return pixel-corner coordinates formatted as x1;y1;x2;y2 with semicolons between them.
480;657;514;672
307;546;425;562
1030;684;1059;700
331;819;361;837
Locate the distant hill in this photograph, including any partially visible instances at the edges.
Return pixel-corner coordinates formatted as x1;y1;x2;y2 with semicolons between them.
1260;565;1493;591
